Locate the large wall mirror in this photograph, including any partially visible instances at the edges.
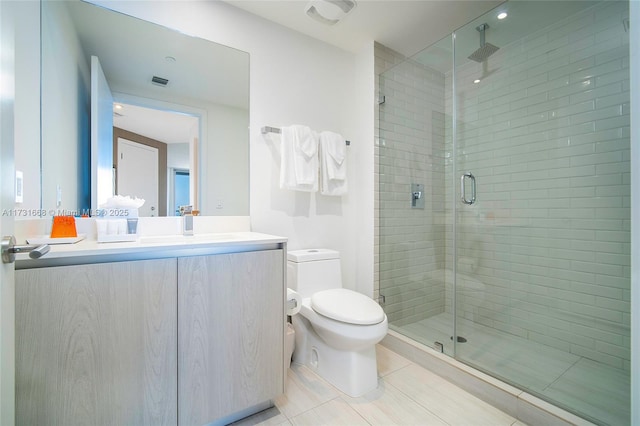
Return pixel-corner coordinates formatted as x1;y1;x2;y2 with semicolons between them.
38;0;249;216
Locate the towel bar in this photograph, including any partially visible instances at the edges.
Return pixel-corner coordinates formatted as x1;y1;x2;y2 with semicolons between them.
261;126;350;146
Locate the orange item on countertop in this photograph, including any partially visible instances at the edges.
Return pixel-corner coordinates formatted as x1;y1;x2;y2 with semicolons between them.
50;216;77;238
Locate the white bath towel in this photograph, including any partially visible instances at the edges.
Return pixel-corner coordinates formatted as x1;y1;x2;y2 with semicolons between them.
319;131;348;196
280;125;319;192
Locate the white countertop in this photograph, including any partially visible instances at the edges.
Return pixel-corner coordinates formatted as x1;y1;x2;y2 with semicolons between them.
16;232;287;269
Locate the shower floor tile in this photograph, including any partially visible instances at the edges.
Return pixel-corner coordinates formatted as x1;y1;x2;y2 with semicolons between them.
542;358;630;426
398;313;629;425
401;315;580;392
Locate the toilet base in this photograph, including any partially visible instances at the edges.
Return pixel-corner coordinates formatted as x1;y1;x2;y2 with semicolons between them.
292;315;379;397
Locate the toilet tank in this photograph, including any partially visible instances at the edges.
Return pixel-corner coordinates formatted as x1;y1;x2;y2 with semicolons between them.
287;249;342;297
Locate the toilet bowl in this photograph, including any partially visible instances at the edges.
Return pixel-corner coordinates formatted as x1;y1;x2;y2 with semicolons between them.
288;249;388;397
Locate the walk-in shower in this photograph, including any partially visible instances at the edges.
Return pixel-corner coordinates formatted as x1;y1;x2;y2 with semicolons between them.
377;1;630;424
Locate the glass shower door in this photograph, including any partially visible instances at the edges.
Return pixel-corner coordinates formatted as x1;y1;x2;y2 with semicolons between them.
452;2;631;424
378;34;456;355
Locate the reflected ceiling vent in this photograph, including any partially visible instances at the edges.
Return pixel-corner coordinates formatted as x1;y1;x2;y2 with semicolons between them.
305;0;356;26
151;76;169;87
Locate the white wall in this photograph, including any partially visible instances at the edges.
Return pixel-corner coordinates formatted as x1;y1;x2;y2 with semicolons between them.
14;1;40;212
167;143;189;170
94;1;373;294
204;103;249;216
41;1;90;212
350;42;376;297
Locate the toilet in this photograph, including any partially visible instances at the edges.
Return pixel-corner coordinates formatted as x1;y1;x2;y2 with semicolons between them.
288;249;388;397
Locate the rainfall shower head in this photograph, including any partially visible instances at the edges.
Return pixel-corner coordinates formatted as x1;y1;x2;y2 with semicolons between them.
468;23;499;62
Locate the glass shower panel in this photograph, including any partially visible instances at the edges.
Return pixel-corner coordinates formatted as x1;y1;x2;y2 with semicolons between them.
378;35;455;355
452;1;630;424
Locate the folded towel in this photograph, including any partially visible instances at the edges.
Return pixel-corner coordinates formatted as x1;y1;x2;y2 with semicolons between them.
320;131;346;180
319;131;347;196
280;125;319;192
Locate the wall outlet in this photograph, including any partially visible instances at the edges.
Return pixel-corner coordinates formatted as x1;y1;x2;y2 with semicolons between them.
15;171;23;203
216;199;223;209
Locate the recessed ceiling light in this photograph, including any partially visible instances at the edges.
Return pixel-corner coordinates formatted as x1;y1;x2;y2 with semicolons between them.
497;12;507;20
114;104;123;110
473;79;481;84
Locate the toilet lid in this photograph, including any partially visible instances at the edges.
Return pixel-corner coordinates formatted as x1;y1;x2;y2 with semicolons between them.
311;289;385;325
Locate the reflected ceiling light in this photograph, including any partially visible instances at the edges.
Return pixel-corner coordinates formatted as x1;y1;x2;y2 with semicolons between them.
113;104;124;117
305;0;357;26
473;79;481;84
497;12;508;20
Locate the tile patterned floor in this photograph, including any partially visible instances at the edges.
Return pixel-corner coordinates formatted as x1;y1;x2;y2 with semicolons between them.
401;314;630;426
233;345;526;426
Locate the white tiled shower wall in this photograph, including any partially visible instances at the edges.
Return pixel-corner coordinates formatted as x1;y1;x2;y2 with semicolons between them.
377;46;448;326
377;0;630;371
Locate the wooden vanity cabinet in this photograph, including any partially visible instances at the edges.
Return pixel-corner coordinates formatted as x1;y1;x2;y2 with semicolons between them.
15;247;285;426
178;249;285;425
16;258;178;426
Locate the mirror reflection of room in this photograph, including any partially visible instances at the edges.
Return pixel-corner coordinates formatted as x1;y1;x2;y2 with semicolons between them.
113;102;199;217
28;0;249;217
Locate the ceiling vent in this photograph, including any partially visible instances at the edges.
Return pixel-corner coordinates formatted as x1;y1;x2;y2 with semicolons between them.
305;0;356;26
151;76;169;87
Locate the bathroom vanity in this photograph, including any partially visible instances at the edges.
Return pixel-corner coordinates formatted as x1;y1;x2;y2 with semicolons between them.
14;232;286;426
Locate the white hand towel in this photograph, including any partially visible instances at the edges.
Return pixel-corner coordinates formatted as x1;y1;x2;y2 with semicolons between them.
280;125;319;192
321;131;346;180
319;131;348;196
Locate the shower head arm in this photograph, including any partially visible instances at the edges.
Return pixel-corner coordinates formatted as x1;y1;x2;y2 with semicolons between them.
476;23;489;47
468;23;499;63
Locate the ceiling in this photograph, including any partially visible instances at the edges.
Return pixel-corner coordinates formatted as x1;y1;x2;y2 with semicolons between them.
79;0;504;145
82;0;608;145
68;0;248;145
72;0;249;111
223;0;503;57
113;103;199;145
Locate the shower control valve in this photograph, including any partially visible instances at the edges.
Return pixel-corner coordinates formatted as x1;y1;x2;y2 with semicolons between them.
411;183;425;209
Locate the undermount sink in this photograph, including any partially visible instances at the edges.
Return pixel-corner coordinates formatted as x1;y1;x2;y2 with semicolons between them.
139;233;239;244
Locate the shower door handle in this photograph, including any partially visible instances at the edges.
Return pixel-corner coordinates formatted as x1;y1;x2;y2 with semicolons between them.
461;172;476;205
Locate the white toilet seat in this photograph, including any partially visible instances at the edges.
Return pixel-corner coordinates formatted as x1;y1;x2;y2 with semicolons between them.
298;298;388;351
311;288;385;325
